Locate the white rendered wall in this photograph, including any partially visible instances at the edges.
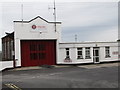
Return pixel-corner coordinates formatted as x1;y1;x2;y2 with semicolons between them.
58;42;118;64
0;61;13;71
100;46;118;62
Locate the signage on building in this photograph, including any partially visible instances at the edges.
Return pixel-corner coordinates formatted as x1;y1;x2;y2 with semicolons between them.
64;58;72;62
112;51;119;55
32;25;37;29
31;24;47;31
112;51;120;58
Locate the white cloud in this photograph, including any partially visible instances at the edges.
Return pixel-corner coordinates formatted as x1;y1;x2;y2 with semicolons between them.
62;26;118;42
90;27;118;41
57;2;118;27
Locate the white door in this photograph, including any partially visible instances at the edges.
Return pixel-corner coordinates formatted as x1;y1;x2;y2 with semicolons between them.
93;47;100;63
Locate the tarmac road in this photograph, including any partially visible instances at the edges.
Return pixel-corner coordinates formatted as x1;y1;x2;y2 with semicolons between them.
2;63;119;89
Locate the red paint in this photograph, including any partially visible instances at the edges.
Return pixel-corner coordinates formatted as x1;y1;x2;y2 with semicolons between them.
21;40;56;67
32;25;46;29
37;26;46;28
32;25;36;29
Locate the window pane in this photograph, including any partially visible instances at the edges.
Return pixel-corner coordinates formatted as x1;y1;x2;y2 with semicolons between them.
105;47;110;58
86;47;90;49
30;53;38;60
95;50;99;56
77;48;82;50
30;45;36;51
30;53;34;60
78;51;82;55
65;48;70;59
78;56;80;59
66;51;69;56
38;44;45;51
38;53;46;60
66;48;69;50
77;48;83;59
85;47;91;59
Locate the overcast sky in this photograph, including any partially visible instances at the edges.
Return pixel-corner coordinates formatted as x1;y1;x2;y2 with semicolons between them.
0;0;119;51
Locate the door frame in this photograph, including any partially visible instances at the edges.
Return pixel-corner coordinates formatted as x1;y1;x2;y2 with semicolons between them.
93;47;100;63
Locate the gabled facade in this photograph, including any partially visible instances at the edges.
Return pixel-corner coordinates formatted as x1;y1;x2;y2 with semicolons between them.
14;16;61;67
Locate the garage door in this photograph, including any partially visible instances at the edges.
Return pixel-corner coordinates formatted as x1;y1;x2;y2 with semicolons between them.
21;40;56;67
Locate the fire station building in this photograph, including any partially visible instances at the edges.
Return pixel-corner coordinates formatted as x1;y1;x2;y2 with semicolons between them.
1;16;119;70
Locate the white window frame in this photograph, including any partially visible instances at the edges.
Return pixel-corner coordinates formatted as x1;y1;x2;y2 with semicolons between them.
65;48;70;59
77;48;83;59
105;47;110;58
85;47;91;59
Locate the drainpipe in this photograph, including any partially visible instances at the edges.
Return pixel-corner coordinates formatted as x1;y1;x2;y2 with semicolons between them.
12;51;16;68
13;56;16;68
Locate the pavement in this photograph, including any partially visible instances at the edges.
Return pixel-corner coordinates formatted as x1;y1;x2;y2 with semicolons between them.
78;62;119;69
7;62;119;71
1;62;120;89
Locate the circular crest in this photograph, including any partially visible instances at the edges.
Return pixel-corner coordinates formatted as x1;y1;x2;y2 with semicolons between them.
32;25;36;29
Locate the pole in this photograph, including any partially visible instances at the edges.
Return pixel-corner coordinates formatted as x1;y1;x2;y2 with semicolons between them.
75;34;77;42
21;3;23;26
53;0;56;32
13;55;16;68
48;0;57;32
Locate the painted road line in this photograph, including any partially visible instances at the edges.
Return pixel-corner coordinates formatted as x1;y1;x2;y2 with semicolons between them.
5;83;22;90
49;72;62;76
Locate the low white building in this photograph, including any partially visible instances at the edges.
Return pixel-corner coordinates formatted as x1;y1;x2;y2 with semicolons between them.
58;42;119;64
1;16;119;71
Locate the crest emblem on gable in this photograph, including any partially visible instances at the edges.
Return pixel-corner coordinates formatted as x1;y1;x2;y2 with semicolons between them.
32;25;36;29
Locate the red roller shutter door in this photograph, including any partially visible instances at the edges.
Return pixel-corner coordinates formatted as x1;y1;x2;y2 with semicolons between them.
21;40;56;67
